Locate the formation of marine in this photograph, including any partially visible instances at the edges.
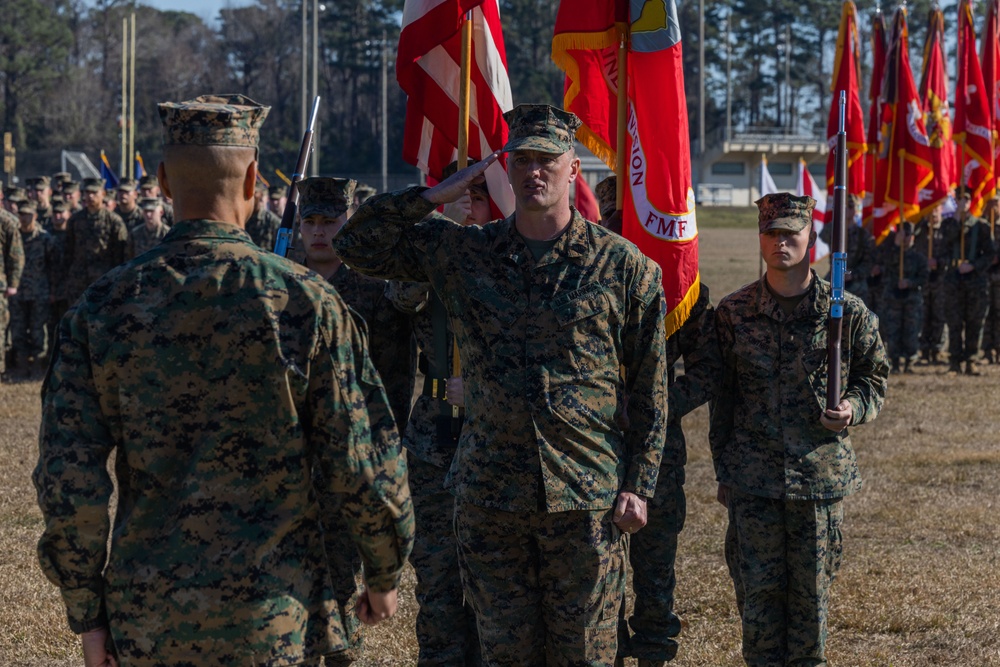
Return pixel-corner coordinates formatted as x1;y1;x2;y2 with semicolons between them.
12;90;983;667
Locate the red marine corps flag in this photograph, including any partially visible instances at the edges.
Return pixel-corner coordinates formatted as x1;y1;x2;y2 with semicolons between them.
826;1;866;216
881;6;933;227
553;0;699;336
919;6;956;211
955;0;995;215
865;10;895;239
980;0;1000;202
397;0;515;216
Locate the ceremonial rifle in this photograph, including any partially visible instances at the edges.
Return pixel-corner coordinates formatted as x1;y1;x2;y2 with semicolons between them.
273;96;321;258
827;91;848;410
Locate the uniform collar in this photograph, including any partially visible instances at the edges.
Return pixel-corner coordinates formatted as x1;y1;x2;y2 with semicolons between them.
753;270;828;321
162;219;255;244
491;206;591;268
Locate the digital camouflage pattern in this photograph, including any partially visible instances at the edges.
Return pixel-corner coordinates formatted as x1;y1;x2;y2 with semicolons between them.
117;205;144;231
983;268;1000;358
46;226;70;333
385;280;479;665
914;219;950;356
625;285;721;663
879;245;929;362
64;207;128;304
728;489;844;667
10;224;56;359
298;177;356;220
0;213;25;374
711;271;888;500
820;222;876;304
334;187;668;514
595;175;616;220
713;271;885;667
939;215;996;364
755;193;815;233
502;104;581;154
158;94;270;147
34;219;414;665
326;263;415;431
407;457;480;666
127;221;171;260
384;280;460;469
454;500;626;666
244;207;281;252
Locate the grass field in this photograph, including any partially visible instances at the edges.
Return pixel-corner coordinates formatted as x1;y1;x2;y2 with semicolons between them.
3;211;1000;666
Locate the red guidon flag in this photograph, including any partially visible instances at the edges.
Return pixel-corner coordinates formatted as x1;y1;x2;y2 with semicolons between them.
553;0;698;336
397;0;515;217
881;6;933;227
980;0;1000;202
955;0;995;216
865;10;895;240
826;1;867;218
919;6;956;211
551;2;626;169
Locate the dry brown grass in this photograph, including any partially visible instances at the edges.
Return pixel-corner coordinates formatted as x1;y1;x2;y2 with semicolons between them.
5;220;1000;666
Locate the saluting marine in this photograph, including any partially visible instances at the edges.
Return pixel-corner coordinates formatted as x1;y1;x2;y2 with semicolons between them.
334;103;668;665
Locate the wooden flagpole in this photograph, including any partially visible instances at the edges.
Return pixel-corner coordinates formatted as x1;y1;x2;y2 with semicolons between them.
898;149;905;280
120;18;128;177
129;13;136;179
450;10;474;418
960;143;967;260
457;12;473;169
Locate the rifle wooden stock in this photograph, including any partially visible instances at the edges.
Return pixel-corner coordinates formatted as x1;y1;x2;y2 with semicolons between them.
274;96;321;258
827;91;848;411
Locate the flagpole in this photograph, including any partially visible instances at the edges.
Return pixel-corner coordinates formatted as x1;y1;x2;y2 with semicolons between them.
616;32;628;211
759;154;765;279
129;12;136;179
452;9;474;425
120;18;128;177
457;11;473;168
898;149;905;280
960;143;967;260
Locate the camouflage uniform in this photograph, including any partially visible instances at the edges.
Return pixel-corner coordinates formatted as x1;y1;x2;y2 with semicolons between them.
127;221;171;259
34;93;415;667
117;205;144;231
983;252;1000;361
296;176;418;663
387;280;481;666
245;206;282;252
820;220;875;304
626;285;720;664
879;240;929;366
712;194;888;667
10;218;57;362
914;218;950;361
939;214;995;367
335;178;667;667
64;185;128;304
0;211;25;375
46;213;70;336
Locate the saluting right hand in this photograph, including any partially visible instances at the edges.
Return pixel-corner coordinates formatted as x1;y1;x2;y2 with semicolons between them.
422;152;499;205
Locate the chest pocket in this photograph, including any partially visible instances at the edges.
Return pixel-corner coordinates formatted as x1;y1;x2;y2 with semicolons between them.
732;328;777;378
553;294;607;328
